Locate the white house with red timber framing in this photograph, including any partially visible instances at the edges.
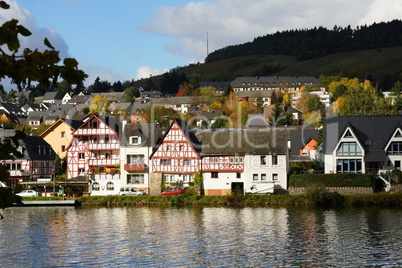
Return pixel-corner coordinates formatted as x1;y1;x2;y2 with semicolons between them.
66;114;121;196
150;119;201;186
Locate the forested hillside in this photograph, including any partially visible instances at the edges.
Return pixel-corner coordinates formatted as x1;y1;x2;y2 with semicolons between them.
206;20;402;62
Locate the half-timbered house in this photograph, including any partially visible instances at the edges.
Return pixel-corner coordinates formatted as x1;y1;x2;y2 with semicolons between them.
150;119;201;187
199;128;289;195
66;115;121;195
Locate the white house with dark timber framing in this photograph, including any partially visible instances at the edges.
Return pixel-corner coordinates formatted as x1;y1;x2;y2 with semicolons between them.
323;115;402;174
198;128;289;195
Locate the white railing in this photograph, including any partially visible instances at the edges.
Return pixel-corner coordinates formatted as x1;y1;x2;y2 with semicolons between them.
91;174;120;180
88;143;120;150
9;170;31;176
75;128;115;135
89;159;120;166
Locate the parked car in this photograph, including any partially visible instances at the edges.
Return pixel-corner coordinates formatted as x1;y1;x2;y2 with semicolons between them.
160;187;184;195
245;182;275;195
119;187;147;196
16;190;38;197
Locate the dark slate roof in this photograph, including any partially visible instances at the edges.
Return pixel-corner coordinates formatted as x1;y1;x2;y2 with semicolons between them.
96;115;121;134
63;119;84;130
290;129;319;153
42;91;63;100
198;128;288;156
121;123;163;147
22;136;56;161
323;115;402;159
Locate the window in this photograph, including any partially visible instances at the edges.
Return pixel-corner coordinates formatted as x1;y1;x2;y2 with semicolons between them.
180;145;184;151
211;172;218;178
130;136;139;145
79;153;85;159
337;142;362;156
61;131;65;138
104;137;109;143
230;157;234;163
396;161;401;170
272;173;278;181
167;145;171;151
183;159;191;166
92;182;100;191
127;155;144;164
261;174;267;181
160;159;171;165
79;168;85;175
61;145;65;152
336;159;362;173
387;142;402;154
210;157;214;163
106;181;114;191
127;174;145;184
272;155;278;165
260;156;266;165
236;172;241;179
253;174;258;181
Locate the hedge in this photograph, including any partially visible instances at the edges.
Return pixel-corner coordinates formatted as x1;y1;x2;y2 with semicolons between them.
289;173;374;187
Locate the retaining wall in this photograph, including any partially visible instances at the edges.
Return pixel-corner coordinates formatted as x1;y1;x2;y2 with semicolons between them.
288;187;374;195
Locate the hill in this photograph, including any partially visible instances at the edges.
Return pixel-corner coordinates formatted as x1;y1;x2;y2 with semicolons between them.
134;46;402;91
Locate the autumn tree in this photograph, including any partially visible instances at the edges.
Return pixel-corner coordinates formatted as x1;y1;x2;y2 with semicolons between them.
124;87;138;103
142;106;180;127
89;95;110;114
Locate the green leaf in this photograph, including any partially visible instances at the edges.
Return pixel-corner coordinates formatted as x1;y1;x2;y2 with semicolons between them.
44;37;55;49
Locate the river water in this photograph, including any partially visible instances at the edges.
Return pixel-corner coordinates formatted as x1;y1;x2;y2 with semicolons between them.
1;206;402;267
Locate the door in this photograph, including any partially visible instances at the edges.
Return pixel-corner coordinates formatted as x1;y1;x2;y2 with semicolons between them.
231;182;244;195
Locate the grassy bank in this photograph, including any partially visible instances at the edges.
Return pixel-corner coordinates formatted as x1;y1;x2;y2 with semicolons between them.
72;192;402;207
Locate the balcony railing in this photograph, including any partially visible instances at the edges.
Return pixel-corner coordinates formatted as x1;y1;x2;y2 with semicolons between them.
9;170;31;177
88;143;120;150
75;128;116;135
124;164;147;171
89;159;120;166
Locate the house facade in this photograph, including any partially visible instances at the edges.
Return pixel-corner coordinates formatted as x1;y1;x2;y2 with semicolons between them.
323;115;402;174
66;115;121;196
199;129;288;195
40;118;83;158
120;122;162;194
150;119;201;187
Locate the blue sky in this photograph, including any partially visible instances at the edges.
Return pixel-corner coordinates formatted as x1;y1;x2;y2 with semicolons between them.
1;0;401;90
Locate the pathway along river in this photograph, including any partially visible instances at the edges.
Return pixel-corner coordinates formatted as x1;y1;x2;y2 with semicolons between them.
1;206;402;267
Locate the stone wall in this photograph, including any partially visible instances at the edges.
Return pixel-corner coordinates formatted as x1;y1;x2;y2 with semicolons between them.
288;187;374;195
149;173;162;196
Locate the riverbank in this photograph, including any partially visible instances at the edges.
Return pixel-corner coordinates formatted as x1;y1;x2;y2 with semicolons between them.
71;192;402;207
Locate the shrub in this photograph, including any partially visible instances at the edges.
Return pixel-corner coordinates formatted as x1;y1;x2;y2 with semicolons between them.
290;173;373;187
305;185;345;206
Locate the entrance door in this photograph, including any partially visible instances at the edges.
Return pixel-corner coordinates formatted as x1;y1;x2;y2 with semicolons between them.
231;182;244;195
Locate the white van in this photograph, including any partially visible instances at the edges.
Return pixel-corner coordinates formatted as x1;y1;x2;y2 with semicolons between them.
119;187;147;196
245;182;275;195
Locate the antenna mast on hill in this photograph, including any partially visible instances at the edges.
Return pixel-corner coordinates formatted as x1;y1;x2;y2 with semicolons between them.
207;32;209;58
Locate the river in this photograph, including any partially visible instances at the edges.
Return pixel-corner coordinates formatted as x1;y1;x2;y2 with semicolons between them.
1;206;402;267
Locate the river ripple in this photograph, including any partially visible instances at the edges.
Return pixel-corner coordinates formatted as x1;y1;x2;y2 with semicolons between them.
1;206;402;267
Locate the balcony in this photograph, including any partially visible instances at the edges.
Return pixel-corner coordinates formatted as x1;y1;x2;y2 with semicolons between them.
88;143;120;150
9;170;31;177
75;128;116;135
124;164;147;172
89;159;120;166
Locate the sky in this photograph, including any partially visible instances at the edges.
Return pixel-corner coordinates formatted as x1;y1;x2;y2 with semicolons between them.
0;0;402;90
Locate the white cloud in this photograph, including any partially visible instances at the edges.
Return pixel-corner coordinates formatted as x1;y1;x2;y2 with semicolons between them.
135;66;169;80
141;0;399;63
80;62;132;87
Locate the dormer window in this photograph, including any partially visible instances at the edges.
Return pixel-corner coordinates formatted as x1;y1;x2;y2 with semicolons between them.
130;136;140;145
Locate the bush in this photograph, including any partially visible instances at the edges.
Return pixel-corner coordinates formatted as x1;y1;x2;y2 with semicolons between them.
290;173;373;187
305;185;345;206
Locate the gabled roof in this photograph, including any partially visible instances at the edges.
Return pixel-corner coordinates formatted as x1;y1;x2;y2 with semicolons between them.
323;115;402;159
21;136;56;161
40;118;83;138
42;91;63;100
198;128;288;156
290;129;319;152
121;123;163;147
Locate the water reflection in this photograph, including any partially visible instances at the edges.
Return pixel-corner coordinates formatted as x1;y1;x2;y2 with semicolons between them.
1;206;402;267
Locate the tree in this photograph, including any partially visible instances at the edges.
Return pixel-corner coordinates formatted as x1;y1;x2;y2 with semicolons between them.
88;77;112;93
143;106;180;127
0;2;87;91
56;80;72;95
211;116;228;128
124;87;137;103
89;95;110;114
17;92;28;106
269;102;283;126
54;155;66;175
